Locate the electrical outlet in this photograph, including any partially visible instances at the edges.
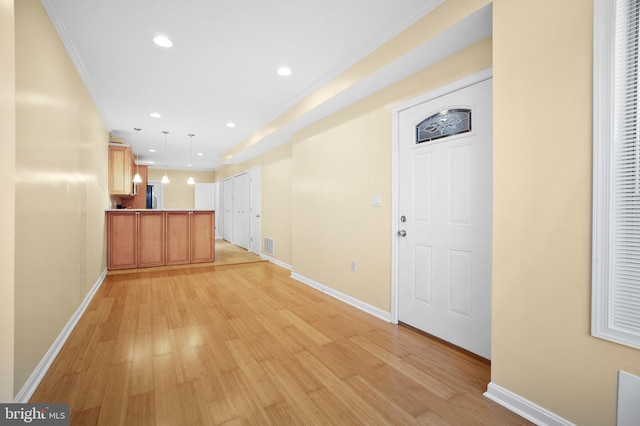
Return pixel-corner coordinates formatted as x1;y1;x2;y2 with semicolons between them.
350;260;356;271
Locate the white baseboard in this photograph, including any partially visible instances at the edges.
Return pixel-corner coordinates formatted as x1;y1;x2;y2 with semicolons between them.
261;255;292;271
13;268;108;403
290;272;391;322
484;382;574;426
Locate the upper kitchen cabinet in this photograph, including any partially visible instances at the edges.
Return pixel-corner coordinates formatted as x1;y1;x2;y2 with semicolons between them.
109;145;136;196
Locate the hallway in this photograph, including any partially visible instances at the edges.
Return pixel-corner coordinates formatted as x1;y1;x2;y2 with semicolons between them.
30;261;529;425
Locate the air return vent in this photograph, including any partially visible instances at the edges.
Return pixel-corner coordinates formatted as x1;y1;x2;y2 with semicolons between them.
618;370;640;426
264;238;274;256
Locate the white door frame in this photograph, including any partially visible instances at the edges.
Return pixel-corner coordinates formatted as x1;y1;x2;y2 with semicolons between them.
390;68;493;324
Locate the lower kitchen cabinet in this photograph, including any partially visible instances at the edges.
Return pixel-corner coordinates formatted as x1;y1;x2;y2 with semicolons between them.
191;210;215;263
165;210;215;265
107;211;137;270
137;211;165;267
165;211;191;265
107;210;214;270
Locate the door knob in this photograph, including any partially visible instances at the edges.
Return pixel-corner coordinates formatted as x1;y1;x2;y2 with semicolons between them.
397;230;407;237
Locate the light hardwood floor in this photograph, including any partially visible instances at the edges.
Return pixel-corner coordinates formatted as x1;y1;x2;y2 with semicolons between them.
31;254;530;425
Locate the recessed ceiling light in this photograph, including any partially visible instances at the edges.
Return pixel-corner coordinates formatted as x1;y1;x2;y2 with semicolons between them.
153;35;173;48
150;112;161;118
148;161;154;164
188;164;192;168
197;152;204;157
148;149;156;152
277;66;292;77
226;122;236;128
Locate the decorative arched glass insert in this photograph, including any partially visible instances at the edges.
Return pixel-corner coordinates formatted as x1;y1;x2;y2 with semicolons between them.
416;108;472;144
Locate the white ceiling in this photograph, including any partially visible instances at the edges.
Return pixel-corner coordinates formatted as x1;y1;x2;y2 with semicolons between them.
41;0;446;171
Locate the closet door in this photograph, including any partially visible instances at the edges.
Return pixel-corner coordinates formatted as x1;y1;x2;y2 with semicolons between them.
232;172;250;249
222;177;233;242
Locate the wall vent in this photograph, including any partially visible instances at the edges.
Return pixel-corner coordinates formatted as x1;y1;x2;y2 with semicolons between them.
618;370;640;426
264;238;274;256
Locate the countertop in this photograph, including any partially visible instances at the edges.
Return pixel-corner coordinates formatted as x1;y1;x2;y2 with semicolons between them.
106;209;215;212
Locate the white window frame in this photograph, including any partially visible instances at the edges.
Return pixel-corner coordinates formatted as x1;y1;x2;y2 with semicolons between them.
592;0;640;349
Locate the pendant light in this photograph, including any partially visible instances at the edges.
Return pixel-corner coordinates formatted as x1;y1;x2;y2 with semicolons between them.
187;133;195;185
132;128;142;183
161;130;170;184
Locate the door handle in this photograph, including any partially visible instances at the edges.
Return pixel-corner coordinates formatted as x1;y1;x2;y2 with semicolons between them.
397;230;407;237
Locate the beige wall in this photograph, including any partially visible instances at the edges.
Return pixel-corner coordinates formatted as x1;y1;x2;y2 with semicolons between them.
292;38;492;312
13;0;109;395
147;168;215;209
214;142;293;266
0;0;15;403
492;0;640;424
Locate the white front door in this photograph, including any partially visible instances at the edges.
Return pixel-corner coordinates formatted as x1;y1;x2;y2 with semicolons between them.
397;77;492;359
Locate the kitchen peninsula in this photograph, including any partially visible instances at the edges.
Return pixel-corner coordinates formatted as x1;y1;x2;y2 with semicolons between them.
106;209;215;270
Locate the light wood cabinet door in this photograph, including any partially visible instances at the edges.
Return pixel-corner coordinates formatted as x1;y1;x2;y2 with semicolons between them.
107;211;137;270
137;211;165;267
165;211;190;265
191;211;215;263
109;146;133;196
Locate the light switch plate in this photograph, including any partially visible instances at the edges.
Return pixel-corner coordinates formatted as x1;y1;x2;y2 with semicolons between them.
372;194;381;206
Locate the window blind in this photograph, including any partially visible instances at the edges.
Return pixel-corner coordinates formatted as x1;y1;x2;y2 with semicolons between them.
613;0;640;337
593;0;640;349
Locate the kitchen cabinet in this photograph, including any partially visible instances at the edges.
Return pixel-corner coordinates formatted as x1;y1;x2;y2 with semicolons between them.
165;211;191;265
137;211;165;267
191;210;215;263
107;210;165;270
108;145;135;196
107;211;137;270
107;210;214;270
165;210;215;265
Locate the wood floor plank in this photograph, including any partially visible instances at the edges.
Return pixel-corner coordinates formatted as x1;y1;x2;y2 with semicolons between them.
130;332;154;396
225;339;283;408
199;373;240;424
349;334;457;399
30;258;531;425
123;391;155;426
152;353;185;426
96;361;131;425
278;309;333;346
295;350;393;425
345;374;422;425
261;357;327;421
177;380;214;425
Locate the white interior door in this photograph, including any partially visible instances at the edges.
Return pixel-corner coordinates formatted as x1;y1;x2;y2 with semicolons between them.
233;172;250;249
250;166;262;255
213;181;221;239
222;177;233;242
398;77;492;359
195;183;215;209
